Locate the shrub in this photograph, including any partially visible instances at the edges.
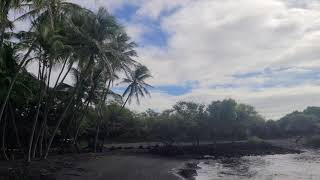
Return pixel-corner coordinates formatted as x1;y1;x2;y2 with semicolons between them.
305;135;320;148
247;136;264;144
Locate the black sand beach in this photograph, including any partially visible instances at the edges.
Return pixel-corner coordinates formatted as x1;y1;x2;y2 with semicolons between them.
0;140;304;180
57;153;184;180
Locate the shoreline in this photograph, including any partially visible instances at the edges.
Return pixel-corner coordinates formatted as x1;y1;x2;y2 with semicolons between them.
56;152;185;180
0;139;306;180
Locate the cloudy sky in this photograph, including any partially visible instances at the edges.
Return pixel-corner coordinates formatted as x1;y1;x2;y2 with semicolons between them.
20;0;320;119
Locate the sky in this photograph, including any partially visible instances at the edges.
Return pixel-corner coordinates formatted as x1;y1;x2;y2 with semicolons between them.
16;0;320;119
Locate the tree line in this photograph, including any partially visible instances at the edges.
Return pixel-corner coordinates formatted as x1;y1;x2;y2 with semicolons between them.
0;0;151;161
72;100;320;149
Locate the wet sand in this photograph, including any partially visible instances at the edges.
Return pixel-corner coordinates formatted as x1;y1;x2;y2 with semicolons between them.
57;153;184;180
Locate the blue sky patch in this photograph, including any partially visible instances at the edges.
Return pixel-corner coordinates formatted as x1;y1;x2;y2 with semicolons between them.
156;85;191;96
138;18;169;47
233;67;320;90
113;4;139;22
112;3;172;47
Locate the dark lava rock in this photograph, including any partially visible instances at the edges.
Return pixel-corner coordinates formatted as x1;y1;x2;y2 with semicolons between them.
150;142;301;158
178;168;197;179
185;162;201;169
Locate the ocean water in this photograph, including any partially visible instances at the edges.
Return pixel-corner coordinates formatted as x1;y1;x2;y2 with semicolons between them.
196;150;320;180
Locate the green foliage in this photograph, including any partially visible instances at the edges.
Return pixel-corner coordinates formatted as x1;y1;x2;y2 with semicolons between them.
247;136;264;144
0;0;148;160
305;135;320;148
278;111;320;136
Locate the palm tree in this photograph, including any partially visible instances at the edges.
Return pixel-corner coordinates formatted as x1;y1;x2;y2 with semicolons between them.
0;34;34;127
0;43;36;160
19;19;71;162
17;0;85;29
1;0;146;160
0;0;80;133
0;0;24;47
43;7;138;157
9;0;86;161
120;65;153;112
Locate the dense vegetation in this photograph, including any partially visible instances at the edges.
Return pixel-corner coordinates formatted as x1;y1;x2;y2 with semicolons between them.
93;100;320;145
1;0;319;162
0;0;151;161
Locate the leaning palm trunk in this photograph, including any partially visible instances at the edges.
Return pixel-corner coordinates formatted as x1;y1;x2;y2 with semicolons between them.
93;115;101;153
32;61;53;158
43;57;94;159
119;95;130;113
27;64;46;162
73;100;90;144
1;113;8;160
9;103;24;157
93;80;111;153
0;44;34;125
38;127;45;157
32;122;45;158
43;90;75;159
43;59;71;123
32;127;42;158
39;61;73;157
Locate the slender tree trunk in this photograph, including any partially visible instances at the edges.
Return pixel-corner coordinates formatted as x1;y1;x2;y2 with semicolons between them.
43;58;93;158
93;107;103;153
39;61;72;157
39;127;44;157
119;95;130;113
32;128;41;158
43;94;74;159
74;101;90;144
43;59;70;124
27;64;46;162
72;97;91;153
43;125;48;155
32;119;46;159
53;58;69;88
32;61;53;158
9;103;24;157
0;27;5;48
0;46;34;125
1;111;8;160
93;80;111;153
93;122;100;153
48;3;55;30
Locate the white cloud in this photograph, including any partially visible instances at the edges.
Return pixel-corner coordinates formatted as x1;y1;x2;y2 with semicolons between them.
126;0;320;119
16;0;320;119
142;0;318;86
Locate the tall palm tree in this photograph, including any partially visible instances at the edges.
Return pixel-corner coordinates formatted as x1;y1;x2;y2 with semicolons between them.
8;0;85;161
120;65;152;112
43;7;138;157
0;0;80;132
18;19;70;162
